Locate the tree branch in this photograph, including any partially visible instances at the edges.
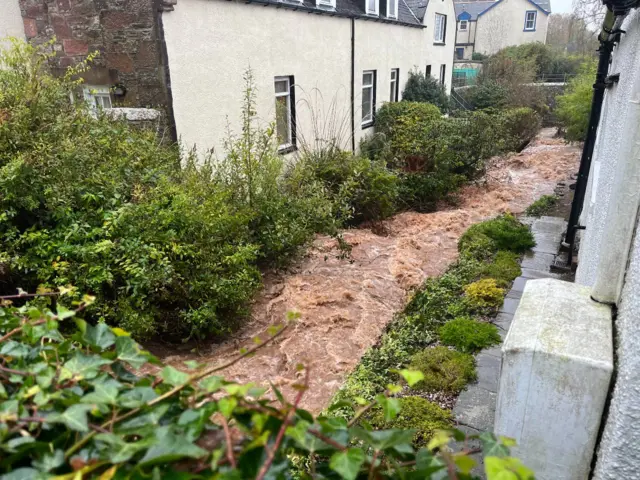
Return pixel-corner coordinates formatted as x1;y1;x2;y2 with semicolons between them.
220;416;237;469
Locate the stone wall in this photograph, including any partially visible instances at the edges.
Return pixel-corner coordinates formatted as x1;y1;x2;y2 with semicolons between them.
19;0;169;109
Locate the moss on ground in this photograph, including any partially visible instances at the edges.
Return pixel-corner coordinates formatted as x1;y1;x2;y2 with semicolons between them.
368;396;452;447
525;194;559;217
409;346;477;394
459;213;535;254
439;317;501;353
464;278;505;312
482;250;521;287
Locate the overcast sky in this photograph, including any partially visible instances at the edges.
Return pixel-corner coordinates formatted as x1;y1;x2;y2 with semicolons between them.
550;0;574;14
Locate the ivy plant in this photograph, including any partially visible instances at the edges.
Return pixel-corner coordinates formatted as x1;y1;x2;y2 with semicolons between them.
0;291;532;479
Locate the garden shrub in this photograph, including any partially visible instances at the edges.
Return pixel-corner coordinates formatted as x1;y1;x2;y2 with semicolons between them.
459;214;535;254
556;60;596;141
501;107;542;151
288;146;399;224
368;396;452;447
0;41;338;340
397;170;466;212
401;69;450;112
409;346;477;394
482;251;521;286
439;316;501;353
461;80;511;110
464;278;505;312
526;194;559;217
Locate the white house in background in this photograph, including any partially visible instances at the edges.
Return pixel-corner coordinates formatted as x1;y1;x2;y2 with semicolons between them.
0;0;25;44
162;0;456;156
453;0;550;60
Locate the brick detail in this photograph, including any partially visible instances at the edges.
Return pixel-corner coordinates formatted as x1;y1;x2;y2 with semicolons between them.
18;0;168;109
23;18;38;38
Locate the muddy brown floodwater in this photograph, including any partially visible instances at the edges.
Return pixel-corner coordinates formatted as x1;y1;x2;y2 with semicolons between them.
149;128;581;413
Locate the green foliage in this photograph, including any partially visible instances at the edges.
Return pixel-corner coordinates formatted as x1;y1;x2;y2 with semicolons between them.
464;279;505;311
397;171;466;213
501;107;542;151
494;42;588;77
482;251;521;287
459;214;535;254
439;317;502;353
526;194;560;217
472;52;488;61
368;396;452;447
461;80;511;110
409;346;477;394
0;41;340;340
556;60;596;141
0;295;528;479
400;69;450;112
288;147;399;224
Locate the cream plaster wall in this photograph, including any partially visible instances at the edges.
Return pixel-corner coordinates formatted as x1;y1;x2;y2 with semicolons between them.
163;0;455;156
474;0;548;55
1;0;25;43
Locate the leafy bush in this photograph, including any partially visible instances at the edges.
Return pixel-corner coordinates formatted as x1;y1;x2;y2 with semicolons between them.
526;194;560;216
465;278;505;311
459;214;535;254
461;80;511;110
494;42;587;77
472;52;488;61
368;396;452;447
401;69;450;112
440;317;502;353
0;294;531;479
288;146;399;224
409;346;477;394
556;60;596;141
482;251;521;286
502;107;542;151
397;171;466;213
0;41;338;340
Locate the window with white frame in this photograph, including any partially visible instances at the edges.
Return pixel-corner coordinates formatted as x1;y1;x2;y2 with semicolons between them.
434;13;447;43
362;70;376;126
524;11;537;30
439;64;446;85
316;0;336;8
387;0;398;18
366;0;378;15
459;19;468;31
274;76;295;150
390;68;399;102
82;85;112;109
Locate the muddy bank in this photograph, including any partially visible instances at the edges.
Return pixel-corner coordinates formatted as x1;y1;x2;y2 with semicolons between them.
150;128;581;413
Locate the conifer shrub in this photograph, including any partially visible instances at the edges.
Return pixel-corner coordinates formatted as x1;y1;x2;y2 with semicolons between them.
368;396;452;447
439;317;501;353
483;251;521;286
401;69;450;112
464;278;505;312
409;346;477;394
525;194;559;217
459;214;535;254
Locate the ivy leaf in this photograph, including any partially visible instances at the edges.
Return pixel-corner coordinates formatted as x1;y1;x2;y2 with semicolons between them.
161;366;190;387
427;430;452;451
48;404;93;432
81;377;121;405
118;387;158;409
479;432;511;457
84;322;116;349
0;341;30;358
375;395;401;422
454;454;477;474
56;305;76;320
397;369;425;387
95;432;154;463
115;337;147;369
33;449;64;472
60;353;111;381
351;427;415;451
139;426;207;466
485;456;534;480
329;448;365;480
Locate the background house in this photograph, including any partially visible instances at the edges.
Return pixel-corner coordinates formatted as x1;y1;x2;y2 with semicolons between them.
4;0;455;156
454;0;550;60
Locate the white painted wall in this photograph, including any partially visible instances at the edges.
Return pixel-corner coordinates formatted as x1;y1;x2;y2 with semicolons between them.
474;0;548;55
162;0;455;156
574;10;640;479
0;0;25;43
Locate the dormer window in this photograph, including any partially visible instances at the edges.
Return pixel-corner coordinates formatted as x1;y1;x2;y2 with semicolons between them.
316;0;336;8
366;0;379;15
387;0;398;18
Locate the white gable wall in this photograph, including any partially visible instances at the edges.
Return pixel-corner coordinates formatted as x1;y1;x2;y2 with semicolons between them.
473;0;548;55
163;0;455;156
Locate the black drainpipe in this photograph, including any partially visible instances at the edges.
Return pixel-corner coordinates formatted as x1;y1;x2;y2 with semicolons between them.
564;10;619;263
351;18;356;153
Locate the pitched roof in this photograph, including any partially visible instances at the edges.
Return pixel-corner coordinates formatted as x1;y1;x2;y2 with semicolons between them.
209;0;425;27
454;0;550;20
403;0;429;21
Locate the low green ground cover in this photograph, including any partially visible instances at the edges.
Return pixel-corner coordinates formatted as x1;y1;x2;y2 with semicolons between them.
525;194;560;217
329;214;535;442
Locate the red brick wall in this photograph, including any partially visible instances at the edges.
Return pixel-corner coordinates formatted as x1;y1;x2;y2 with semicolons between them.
19;0;169;109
